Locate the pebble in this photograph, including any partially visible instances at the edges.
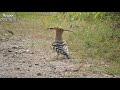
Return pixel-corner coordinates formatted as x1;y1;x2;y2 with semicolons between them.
37;73;42;76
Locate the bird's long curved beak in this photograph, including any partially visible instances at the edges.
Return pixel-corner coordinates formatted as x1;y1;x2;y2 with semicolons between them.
46;28;56;31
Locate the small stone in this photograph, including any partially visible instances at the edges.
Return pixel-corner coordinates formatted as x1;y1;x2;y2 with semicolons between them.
29;65;32;67
35;64;39;65
8;50;12;52
26;49;30;52
37;73;42;76
72;69;79;72
22;61;25;63
15;67;20;70
12;47;18;49
30;52;34;54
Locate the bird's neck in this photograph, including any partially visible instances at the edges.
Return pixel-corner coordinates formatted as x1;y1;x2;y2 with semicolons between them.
55;31;63;42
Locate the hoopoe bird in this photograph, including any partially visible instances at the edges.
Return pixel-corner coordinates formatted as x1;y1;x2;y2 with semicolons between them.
48;27;73;59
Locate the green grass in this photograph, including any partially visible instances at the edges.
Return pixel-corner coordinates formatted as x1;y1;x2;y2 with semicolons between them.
0;12;120;75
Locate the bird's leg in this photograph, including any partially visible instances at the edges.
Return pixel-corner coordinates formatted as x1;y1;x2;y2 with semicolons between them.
52;52;59;60
66;55;71;59
64;54;71;59
56;52;59;59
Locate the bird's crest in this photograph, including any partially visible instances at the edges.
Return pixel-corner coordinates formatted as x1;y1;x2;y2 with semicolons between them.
47;27;74;33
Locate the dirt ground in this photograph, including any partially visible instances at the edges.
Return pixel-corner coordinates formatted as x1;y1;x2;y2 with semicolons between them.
0;30;120;78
